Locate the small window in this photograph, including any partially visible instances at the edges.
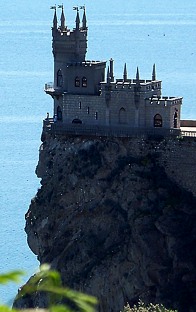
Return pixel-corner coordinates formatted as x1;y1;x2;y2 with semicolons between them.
82;77;87;87
79;101;82;109
57;69;63;87
57;106;63;121
154;114;162;127
87;107;89;114
174;111;178;128
75;77;80;87
95;112;98;120
72;118;82;124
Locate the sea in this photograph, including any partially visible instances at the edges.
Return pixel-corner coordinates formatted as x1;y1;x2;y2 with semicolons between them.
0;0;196;306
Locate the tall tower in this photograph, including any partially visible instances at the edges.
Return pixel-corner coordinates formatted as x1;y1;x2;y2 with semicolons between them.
51;5;88;91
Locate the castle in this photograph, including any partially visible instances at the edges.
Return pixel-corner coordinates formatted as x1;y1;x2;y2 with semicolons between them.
44;5;182;135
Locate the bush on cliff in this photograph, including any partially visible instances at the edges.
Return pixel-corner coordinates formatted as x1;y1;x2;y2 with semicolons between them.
123;300;177;312
0;267;177;312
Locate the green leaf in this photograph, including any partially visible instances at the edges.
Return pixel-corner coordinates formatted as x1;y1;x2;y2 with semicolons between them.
0;305;18;312
16;265;97;312
50;304;74;312
0;271;25;284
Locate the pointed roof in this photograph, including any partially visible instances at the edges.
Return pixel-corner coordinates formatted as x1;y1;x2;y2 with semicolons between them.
75;8;80;30
82;6;87;29
136;66;140;81
52;6;57;29
60;6;66;31
123;63;127;81
152;63;156;81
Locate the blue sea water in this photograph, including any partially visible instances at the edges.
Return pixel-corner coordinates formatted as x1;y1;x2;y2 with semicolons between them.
0;0;196;305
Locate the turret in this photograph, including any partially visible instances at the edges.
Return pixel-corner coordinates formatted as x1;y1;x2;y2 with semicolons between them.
152;63;156;81
51;5;87;64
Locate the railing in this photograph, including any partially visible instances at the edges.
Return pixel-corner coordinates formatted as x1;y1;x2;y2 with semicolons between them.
181;130;196;137
44;83;54;91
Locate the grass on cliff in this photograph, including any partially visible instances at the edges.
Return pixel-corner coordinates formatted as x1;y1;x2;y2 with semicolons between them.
0;266;177;312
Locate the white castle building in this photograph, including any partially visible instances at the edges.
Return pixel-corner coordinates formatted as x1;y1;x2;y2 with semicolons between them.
44;5;182;134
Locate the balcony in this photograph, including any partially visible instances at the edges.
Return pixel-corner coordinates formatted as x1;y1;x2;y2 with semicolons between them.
44;82;64;96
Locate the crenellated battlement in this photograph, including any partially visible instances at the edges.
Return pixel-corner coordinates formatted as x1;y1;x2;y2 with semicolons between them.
146;96;183;107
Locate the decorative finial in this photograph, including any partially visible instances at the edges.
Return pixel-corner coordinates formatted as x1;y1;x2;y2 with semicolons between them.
136;66;140;81
73;6;79;10
110;58;114;82
152;63;156;81
123;63;127;82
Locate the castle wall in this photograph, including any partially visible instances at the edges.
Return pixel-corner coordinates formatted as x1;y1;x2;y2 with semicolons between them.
56;94;106;125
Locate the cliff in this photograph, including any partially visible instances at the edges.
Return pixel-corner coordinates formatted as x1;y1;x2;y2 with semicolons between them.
20;132;196;311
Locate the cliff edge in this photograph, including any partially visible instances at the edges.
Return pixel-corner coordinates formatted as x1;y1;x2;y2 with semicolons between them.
21;133;196;311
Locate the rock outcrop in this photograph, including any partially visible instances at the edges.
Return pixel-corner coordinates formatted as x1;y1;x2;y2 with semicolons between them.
19;133;196;311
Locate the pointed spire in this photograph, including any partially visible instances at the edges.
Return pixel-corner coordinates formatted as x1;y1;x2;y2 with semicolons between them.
123;63;127;82
81;6;87;29
136;67;140;81
75;7;80;30
60;5;66;31
152;63;156;81
51;5;57;29
110;58;114;82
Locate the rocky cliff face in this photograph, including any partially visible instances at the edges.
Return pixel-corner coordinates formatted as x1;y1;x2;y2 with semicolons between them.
22;133;196;311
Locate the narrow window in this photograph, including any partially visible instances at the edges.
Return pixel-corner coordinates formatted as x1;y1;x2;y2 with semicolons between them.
79;101;82;109
75;76;80;87
57;69;63;87
174;111;178;128
87;107;89;114
95;112;98;120
154;114;162;127
57;106;63;121
119;107;127;124
82;77;87;87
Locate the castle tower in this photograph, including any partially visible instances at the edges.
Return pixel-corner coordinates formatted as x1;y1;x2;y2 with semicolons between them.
45;5;106;123
51;6;88;91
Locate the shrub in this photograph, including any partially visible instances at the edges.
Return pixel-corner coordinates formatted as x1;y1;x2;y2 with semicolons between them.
122;300;177;312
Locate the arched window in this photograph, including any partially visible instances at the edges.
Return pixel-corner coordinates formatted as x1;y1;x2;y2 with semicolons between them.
154;114;162;127
57;106;62;121
57;69;63;87
119;107;127;124
75;76;80;87
72;118;82;124
82;77;87;87
174;111;178;128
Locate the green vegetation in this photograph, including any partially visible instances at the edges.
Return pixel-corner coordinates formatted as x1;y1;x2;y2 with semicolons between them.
123;300;177;312
0;265;97;312
0;267;177;312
